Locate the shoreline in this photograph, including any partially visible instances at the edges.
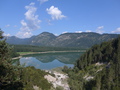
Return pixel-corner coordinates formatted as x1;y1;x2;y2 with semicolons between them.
18;50;86;56
12;56;22;60
12;50;85;60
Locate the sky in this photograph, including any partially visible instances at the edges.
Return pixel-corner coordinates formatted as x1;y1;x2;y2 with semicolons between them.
0;0;120;38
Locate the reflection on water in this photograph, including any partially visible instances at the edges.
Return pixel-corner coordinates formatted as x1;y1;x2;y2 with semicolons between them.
14;52;84;70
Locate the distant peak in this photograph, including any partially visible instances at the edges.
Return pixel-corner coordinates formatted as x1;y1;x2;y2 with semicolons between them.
41;32;51;34
10;36;18;38
36;32;56;38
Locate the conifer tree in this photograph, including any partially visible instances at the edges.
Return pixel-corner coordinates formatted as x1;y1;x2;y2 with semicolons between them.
0;29;23;89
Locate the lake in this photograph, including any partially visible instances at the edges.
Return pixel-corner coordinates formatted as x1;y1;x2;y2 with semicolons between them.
14;52;84;70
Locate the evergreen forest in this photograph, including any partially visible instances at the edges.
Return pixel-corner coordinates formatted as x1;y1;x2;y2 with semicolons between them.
12;45;85;52
63;36;120;90
0;30;52;89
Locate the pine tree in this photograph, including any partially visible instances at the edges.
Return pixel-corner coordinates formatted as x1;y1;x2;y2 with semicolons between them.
115;37;120;89
0;29;23;89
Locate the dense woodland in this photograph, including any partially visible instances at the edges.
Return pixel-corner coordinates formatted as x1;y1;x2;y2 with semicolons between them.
0;30;53;89
11;45;84;52
63;36;120;90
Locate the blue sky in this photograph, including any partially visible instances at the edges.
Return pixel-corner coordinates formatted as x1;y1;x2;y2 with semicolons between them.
0;0;120;38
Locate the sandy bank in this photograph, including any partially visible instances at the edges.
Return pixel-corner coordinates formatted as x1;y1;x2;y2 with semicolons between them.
19;50;86;56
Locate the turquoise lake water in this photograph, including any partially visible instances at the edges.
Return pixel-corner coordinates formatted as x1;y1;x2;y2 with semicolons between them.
14;52;84;70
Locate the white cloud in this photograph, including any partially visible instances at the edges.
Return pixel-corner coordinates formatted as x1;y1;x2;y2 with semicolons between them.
62;31;68;34
54;34;59;36
24;3;41;30
96;26;104;34
46;6;66;20
86;30;92;32
20;20;30;32
3;33;11;37
38;0;48;4
17;2;41;38
111;27;120;33
75;31;82;33
5;24;10;27
16;31;32;38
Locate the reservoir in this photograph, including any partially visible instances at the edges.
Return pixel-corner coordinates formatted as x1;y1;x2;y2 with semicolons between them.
14;52;84;70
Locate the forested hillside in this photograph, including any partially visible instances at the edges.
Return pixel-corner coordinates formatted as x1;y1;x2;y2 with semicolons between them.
12;45;85;52
64;37;120;90
0;31;53;89
6;32;119;48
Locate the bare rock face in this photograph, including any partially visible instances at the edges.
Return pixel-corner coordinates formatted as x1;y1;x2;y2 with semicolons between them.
44;71;70;90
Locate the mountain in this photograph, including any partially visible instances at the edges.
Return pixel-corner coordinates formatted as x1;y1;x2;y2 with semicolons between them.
50;32;119;48
6;32;119;48
31;32;57;46
6;36;35;45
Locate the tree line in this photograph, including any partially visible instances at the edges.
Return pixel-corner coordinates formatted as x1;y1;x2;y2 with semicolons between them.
11;44;85;52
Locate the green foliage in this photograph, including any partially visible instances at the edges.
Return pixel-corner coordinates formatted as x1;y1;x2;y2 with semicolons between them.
0;30;23;89
10;47;20;58
56;86;64;90
21;66;52;90
62;66;69;73
0;30;52;89
64;37;120;90
0;30;3;39
12;45;85;52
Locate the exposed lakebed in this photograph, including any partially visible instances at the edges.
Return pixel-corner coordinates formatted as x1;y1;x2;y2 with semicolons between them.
14;52;84;70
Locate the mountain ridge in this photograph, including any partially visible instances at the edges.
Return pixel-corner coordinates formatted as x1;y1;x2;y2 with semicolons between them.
6;32;119;48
